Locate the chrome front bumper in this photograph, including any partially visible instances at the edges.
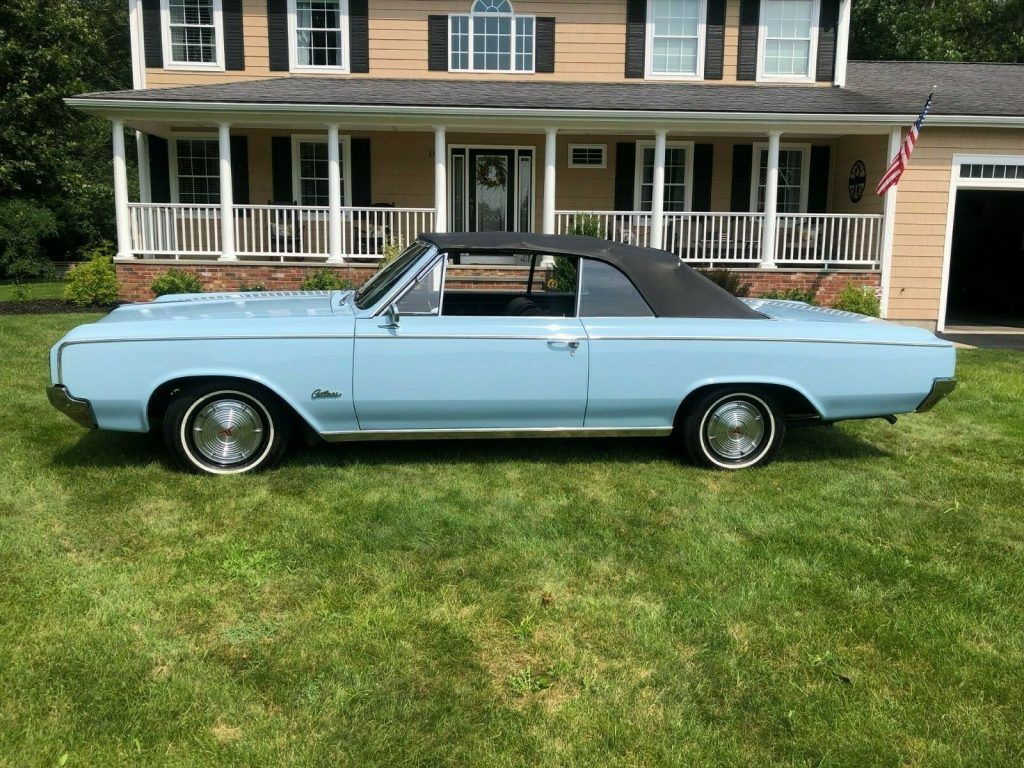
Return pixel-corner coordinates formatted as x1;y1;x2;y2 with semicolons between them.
46;385;97;428
916;377;957;413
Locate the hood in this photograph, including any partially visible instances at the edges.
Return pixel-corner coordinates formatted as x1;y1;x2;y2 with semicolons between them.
99;290;352;323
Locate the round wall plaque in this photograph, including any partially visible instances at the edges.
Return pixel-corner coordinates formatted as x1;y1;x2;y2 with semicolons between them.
849;161;867;203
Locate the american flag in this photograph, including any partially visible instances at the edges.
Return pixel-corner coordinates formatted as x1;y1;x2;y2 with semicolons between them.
876;91;935;196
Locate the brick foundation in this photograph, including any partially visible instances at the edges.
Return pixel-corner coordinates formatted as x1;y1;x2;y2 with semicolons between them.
115;260;879;306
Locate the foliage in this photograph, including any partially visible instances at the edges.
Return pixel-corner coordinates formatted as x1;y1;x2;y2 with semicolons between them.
831;283;882;316
851;0;1024;62
63;245;119;307
568;214;603;238
300;268;353;291
3;313;1024;764
695;267;751;297
546;257;577;293
150;268;203;297
239;282;267;292
759;288;818;305
0;0;132;256
0;199;58;297
379;240;405;268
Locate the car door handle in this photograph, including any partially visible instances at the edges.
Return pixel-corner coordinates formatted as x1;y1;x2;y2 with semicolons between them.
547;339;582;356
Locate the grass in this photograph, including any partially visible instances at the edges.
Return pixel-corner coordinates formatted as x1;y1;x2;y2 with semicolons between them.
0;280;65;301
1;313;1023;767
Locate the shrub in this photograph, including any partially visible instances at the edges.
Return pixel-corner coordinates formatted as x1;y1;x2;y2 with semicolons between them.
238;281;267;292
831;283;881;317
300;268;352;291
0;199;58;296
568;214;603;238
379;240;404;268
151;268;203;297
63;245;119;307
695;268;751;297
759;288;818;305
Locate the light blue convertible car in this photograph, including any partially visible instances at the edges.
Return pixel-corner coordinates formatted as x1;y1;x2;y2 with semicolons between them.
48;234;956;474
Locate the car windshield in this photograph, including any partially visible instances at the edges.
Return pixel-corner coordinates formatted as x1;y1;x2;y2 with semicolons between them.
355;241;433;310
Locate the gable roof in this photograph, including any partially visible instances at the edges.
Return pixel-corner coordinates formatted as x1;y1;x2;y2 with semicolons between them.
69;61;1024;121
419;232;765;320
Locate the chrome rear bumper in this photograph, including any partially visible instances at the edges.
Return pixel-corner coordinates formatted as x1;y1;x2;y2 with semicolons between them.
46;385;97;428
916;377;957;413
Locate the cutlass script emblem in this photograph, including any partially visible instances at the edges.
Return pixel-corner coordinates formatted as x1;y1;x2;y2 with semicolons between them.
311;389;343;400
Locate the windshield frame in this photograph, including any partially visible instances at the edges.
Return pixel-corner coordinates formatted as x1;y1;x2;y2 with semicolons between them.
355;240;436;311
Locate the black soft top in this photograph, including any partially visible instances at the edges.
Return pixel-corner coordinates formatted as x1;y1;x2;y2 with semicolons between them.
419;232;764;320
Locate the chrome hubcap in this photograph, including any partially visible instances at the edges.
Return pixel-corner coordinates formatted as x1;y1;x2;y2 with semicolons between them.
706;400;765;461
191;399;265;465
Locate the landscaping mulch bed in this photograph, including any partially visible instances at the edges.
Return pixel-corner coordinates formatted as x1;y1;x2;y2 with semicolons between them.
0;299;116;315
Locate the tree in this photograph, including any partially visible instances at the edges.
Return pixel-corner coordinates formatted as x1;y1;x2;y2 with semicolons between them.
0;199;57;296
851;0;1024;63
0;0;132;259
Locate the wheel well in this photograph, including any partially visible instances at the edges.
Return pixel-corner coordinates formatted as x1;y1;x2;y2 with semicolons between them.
673;383;821;427
147;376;305;430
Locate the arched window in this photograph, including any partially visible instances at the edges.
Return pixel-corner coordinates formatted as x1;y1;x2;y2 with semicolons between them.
449;1;534;72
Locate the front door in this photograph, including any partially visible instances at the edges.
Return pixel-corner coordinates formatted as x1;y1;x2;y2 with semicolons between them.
469;149;516;232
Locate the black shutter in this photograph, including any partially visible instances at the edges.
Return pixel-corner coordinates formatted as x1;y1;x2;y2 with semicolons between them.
351;138;372;206
614;143;637;210
349;0;369;73
625;0;645;78
141;0;163;68
730;144;754;212
428;16;448;71
223;0;245;70
271;136;293;204
536;17;555;73
737;0;759;82
704;0;726;80
230;136;250;204
808;146;831;213
268;0;289;72
816;0;840;83
692;144;714;211
148;136;171;203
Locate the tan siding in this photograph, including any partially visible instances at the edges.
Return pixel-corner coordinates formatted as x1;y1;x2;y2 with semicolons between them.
887;128;1024;323
831;134;886;215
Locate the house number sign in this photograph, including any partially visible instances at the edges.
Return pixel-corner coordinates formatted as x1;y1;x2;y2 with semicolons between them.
849;161;867;203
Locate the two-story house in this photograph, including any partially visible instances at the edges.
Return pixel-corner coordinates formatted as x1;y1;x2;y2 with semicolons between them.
67;0;1024;331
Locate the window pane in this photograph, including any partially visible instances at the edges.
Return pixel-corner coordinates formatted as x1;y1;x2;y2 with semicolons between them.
640;145;687;212
296;0;344;68
762;0;814;76
517;153;532;232
176;139;220;204
756;148;804;213
396;261;443;315
298;141;338;206
579;259;654;317
450;15;470;70
649;0;701;75
168;0;217;64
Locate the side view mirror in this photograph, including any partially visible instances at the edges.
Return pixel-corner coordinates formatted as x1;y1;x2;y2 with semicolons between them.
380;303;400;329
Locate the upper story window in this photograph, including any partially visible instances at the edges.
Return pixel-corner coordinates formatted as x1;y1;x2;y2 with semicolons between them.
449;1;535;73
751;144;810;213
289;0;350;71
174;138;220;204
645;0;706;79
163;0;224;69
758;0;819;82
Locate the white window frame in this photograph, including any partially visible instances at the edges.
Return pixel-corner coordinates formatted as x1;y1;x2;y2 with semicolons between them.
168;133;221;204
447;2;536;74
634;140;695;212
287;0;350;74
756;0;819;84
290;134;352;208
644;0;707;81
749;142;811;213
161;0;225;72
568;144;607;169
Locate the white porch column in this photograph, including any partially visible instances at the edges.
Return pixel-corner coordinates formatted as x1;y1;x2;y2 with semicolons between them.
879;126;902;319
434;126;448;233
542;128;557;234
217;123;236;261
327;124;344;263
650;129;668;250
760;130;782;269
112;121;133;260
834;0;852;87
136;131;151;203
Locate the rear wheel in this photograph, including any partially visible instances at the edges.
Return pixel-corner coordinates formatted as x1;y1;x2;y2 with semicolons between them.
163;382;291;475
681;389;784;470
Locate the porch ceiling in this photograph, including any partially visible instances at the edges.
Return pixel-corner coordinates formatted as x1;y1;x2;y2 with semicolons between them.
67;61;1024;134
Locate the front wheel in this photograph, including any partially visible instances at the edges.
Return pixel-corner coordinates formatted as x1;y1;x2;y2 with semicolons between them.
681;390;784;470
163;383;291;475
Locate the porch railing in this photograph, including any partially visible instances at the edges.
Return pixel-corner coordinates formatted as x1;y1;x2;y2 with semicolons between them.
128;202;435;261
774;213;883;266
554;210;652;247
664;212;764;265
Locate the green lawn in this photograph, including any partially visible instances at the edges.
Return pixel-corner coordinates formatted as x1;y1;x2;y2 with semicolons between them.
0;280;65;301
1;314;1022;767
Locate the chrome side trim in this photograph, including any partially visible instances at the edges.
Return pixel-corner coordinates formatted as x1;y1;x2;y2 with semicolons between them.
584;335;951;348
319;426;673;442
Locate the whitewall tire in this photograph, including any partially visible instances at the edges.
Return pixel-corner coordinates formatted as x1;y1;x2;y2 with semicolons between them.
681;390;784;470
